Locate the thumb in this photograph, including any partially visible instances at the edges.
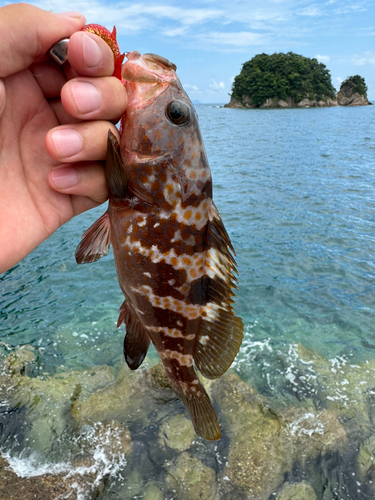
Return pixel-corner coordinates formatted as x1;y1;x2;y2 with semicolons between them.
0;4;86;78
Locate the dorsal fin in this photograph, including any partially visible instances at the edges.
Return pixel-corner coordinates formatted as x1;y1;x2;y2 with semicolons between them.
105;130;128;198
75;211;111;264
118;301;151;370
193;203;243;379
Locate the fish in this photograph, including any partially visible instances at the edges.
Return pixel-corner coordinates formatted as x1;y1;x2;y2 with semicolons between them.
75;26;243;440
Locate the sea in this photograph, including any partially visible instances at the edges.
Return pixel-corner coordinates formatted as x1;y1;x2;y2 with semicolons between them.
1;102;375;499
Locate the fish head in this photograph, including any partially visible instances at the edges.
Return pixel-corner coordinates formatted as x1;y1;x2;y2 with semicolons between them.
121;51;203;160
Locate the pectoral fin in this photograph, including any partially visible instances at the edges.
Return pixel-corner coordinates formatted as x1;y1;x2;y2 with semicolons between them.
106;130;128;198
75;211;111;264
118;301;150;370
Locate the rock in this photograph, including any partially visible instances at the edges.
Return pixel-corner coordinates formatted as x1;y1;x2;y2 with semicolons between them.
147;361;172;390
144;481;164;500
276;481;317;500
2;345;36;376
0;453;95;500
211;372;348;499
159;414;196;452
225;95;338;109
337;79;371;106
164;452;217;500
9;364;116;455
212;373;292;498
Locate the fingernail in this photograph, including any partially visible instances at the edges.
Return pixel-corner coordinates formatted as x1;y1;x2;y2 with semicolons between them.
71;81;101;114
83;33;103;68
51;166;79;189
51;129;83;158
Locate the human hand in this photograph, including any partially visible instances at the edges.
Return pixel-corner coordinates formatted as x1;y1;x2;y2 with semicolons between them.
0;4;128;273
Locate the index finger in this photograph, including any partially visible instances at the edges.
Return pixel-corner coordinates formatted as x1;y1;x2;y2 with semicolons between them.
66;31;115;78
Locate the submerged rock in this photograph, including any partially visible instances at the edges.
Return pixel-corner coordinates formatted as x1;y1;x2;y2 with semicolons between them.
159;414;196;452
164;452;217;500
211;372;348;499
276;481;317;500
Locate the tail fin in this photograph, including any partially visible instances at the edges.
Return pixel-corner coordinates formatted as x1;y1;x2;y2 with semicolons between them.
171;379;221;440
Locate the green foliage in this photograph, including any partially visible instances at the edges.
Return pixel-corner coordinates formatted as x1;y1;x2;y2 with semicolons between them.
340;75;368;96
231;52;336;106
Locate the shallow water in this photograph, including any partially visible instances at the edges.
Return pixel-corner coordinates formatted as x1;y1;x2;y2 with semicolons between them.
1;103;375;499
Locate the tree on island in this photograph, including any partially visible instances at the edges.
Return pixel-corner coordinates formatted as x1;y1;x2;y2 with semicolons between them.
230;52;336;107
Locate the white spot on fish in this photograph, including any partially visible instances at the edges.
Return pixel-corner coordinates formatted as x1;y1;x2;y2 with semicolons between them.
199;335;210;345
143;272;151;278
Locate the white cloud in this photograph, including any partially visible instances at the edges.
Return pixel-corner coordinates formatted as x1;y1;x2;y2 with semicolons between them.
209;80;226;92
352;52;375;65
316;54;330;64
200;31;267;47
184;84;200;92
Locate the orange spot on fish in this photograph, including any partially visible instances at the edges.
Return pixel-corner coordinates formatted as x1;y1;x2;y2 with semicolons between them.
166;184;174;194
195;212;201;221
184;210;192;220
171;257;178;266
189;170;197;180
202;202;208;210
154;129;162;140
152;180;160;191
183;257;192;266
190;269;197;278
140;174;148;183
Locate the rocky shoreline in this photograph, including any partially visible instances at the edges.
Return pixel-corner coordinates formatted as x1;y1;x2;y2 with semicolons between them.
2;342;375;499
225;92;372;109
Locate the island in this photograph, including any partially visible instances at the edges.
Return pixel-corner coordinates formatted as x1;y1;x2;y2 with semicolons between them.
336;75;372;106
225;53;371;108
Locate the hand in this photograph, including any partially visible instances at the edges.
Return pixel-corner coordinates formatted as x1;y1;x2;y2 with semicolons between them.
0;4;128;273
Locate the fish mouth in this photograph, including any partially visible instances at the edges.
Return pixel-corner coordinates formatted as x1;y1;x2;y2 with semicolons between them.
143;53;177;72
122;51;177;83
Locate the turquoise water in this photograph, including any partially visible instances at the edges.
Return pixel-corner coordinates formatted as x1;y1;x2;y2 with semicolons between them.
1;103;375;498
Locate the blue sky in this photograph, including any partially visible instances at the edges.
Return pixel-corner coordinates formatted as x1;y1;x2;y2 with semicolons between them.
3;0;375;103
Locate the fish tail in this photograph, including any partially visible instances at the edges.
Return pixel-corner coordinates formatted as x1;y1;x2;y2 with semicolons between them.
169;373;221;441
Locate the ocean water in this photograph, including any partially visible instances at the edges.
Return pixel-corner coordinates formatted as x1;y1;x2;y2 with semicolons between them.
1;103;375;499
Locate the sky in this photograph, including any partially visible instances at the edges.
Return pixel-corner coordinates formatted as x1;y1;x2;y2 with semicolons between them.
2;0;375;103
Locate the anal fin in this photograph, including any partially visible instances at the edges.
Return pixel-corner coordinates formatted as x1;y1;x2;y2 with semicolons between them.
75;211;111;264
118;301;150;370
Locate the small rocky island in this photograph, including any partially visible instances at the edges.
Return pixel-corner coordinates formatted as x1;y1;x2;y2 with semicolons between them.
336;75;372;106
226;52;372;108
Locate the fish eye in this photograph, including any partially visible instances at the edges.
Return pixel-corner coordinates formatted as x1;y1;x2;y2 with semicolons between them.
166;100;191;126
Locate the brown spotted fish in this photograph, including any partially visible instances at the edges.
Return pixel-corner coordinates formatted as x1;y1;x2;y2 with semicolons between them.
76;49;243;440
